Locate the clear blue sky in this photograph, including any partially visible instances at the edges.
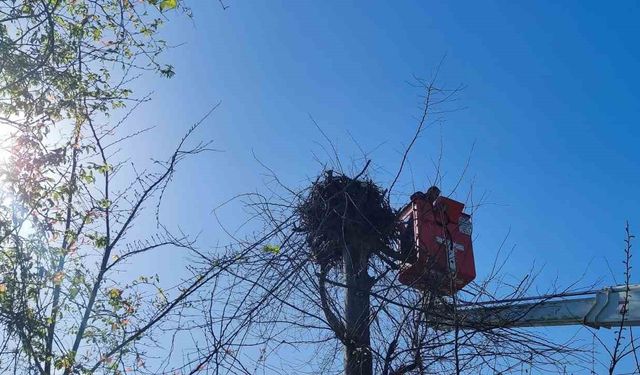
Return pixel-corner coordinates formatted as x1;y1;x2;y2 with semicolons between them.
124;1;639;372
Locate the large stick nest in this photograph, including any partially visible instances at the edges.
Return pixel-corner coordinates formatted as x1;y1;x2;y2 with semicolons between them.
297;170;397;265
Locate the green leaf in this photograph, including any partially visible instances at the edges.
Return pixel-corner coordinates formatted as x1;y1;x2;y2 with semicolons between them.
64;230;77;243
159;0;178;11
84;175;95;184
94;236;108;249
81;171;95;184
108;288;122;300
96;163;112;175
91;27;102;41
159;64;175;78
83;214;94;225
69;287;79;299
98;198;111;209
262;244;281;255
52;190;62;201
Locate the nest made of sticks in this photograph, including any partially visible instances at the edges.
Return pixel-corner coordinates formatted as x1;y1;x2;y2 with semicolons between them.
297;170;397;265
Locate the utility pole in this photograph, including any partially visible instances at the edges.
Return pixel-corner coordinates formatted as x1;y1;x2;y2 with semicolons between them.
301;169;397;375
343;243;374;375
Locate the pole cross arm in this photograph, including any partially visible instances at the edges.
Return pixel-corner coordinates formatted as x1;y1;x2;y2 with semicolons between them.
446;284;640;330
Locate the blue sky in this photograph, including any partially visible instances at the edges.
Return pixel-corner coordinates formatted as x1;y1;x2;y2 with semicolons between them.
122;1;639;372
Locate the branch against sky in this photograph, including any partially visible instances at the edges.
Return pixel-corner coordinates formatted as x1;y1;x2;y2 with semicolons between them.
188;168;589;374
0;2;636;374
189;99;592;374
0;102;225;374
0;1;235;374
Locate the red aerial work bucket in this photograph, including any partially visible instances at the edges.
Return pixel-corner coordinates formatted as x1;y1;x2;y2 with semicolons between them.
397;188;476;294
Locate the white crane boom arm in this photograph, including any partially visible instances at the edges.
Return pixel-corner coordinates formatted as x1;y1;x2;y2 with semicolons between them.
454;285;640;329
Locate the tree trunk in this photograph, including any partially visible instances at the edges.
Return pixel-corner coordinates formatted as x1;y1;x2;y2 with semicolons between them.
344;245;373;375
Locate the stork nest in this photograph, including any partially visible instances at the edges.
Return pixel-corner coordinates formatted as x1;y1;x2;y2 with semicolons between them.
297;170;397;265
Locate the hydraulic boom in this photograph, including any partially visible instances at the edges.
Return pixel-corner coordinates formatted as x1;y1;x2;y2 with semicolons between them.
450;285;640;329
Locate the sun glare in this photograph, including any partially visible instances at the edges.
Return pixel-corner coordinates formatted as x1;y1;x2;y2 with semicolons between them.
0;124;16;198
0;125;12;165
